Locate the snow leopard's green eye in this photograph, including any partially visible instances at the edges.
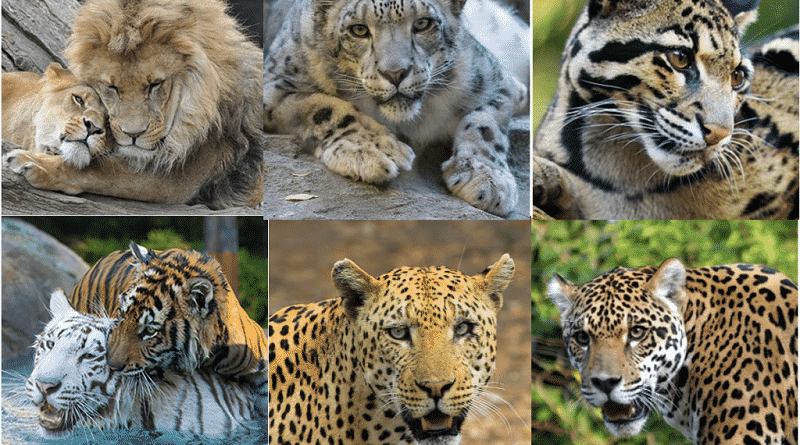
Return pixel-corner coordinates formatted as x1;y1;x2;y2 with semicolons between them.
413;18;433;32
349;24;370;38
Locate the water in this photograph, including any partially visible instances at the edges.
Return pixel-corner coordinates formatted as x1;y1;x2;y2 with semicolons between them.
2;354;266;445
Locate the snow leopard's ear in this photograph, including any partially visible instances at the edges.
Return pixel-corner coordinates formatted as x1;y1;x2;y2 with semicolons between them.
449;0;467;16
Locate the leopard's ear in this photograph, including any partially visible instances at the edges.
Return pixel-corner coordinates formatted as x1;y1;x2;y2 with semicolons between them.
478;254;514;312
332;259;378;320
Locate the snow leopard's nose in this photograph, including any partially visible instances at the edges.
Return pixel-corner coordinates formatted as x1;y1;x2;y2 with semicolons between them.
379;67;410;87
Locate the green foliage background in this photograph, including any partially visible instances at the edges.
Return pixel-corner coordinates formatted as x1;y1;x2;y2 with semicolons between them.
531;220;798;445
532;0;800;131
20;217;268;327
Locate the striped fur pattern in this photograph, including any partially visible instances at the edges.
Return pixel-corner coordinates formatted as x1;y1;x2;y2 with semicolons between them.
533;0;798;219
69;242;267;420
264;0;528;216
27;289;256;437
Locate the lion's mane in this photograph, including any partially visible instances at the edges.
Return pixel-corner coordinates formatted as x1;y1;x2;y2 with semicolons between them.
64;0;263;208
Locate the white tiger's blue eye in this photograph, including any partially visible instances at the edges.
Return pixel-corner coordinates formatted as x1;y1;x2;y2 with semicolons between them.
46;340;55;349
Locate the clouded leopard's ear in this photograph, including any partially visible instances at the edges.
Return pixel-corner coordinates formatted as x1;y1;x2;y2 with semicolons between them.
721;0;760;35
332;259;378;320
586;0;653;20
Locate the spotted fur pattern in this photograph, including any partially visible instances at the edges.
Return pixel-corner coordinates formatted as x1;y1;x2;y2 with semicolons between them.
68;242;267;424
268;255;514;444
26;289;256;437
264;0;527;216
549;259;798;444
533;0;798;219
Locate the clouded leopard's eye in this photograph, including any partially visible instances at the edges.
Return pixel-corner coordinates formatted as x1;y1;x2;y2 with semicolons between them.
667;49;691;70
731;66;746;89
349;24;370;38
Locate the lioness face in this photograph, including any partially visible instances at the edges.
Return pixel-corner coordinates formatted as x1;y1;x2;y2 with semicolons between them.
87;42;187;161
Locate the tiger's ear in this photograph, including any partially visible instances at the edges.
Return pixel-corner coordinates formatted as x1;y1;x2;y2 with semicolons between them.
478;254;515;312
49;288;76;317
128;241;153;265
332;259;378;320
186;277;215;318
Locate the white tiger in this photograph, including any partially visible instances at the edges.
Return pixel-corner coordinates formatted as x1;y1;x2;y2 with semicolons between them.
26;289;258;437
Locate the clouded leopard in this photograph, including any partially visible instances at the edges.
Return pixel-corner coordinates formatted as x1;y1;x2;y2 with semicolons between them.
533;0;798;219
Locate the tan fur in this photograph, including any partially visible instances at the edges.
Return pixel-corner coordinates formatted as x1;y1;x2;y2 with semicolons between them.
6;0;264;209
2;63;111;169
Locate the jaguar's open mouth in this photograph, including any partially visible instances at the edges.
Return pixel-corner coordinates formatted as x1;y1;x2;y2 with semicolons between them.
601;400;649;424
403;409;465;440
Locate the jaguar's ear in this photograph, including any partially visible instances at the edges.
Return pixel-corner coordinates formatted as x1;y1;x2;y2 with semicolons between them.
49;288;76;318
547;274;578;319
478;254;514;312
332;259;378;320
722;0;759;35
186;277;215;318
646;258;687;313
128;241;153;265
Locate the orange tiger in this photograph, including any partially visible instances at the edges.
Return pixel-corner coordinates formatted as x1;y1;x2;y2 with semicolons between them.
68;241;267;421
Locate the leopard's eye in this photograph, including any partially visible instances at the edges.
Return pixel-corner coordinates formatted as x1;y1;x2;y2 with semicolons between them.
349;24;370;38
573;330;590;346
454;321;471;337
667;49;691;70
413;18;433;32
72;94;85;106
629;326;647;341
387;326;410;341
731;66;746;88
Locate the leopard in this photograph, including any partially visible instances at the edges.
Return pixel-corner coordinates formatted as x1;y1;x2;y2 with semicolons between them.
268;254;515;444
548;258;798;444
263;0;529;216
2;62;111;169
532;0;798;219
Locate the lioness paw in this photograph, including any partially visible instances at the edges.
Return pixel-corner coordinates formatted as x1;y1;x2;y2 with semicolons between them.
4;149;81;194
317;126;414;183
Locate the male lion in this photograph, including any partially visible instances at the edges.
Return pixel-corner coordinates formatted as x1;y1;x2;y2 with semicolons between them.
5;0;263;209
2;62;111;169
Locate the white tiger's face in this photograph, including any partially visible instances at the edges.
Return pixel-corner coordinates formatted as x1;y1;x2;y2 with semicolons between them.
26;290;118;434
567;1;754;177
321;0;462;122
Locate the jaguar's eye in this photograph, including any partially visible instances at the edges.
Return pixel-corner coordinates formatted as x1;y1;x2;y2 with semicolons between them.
387;326;410;340
413;18;433;32
573;330;590;346
349;24;370;38
667;49;691;70
454;321;471;337
731;66;746;88
72;94;85;106
629;326;647;340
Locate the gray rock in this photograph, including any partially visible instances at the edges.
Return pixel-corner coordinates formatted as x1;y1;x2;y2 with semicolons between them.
262;116;530;220
2;219;89;357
